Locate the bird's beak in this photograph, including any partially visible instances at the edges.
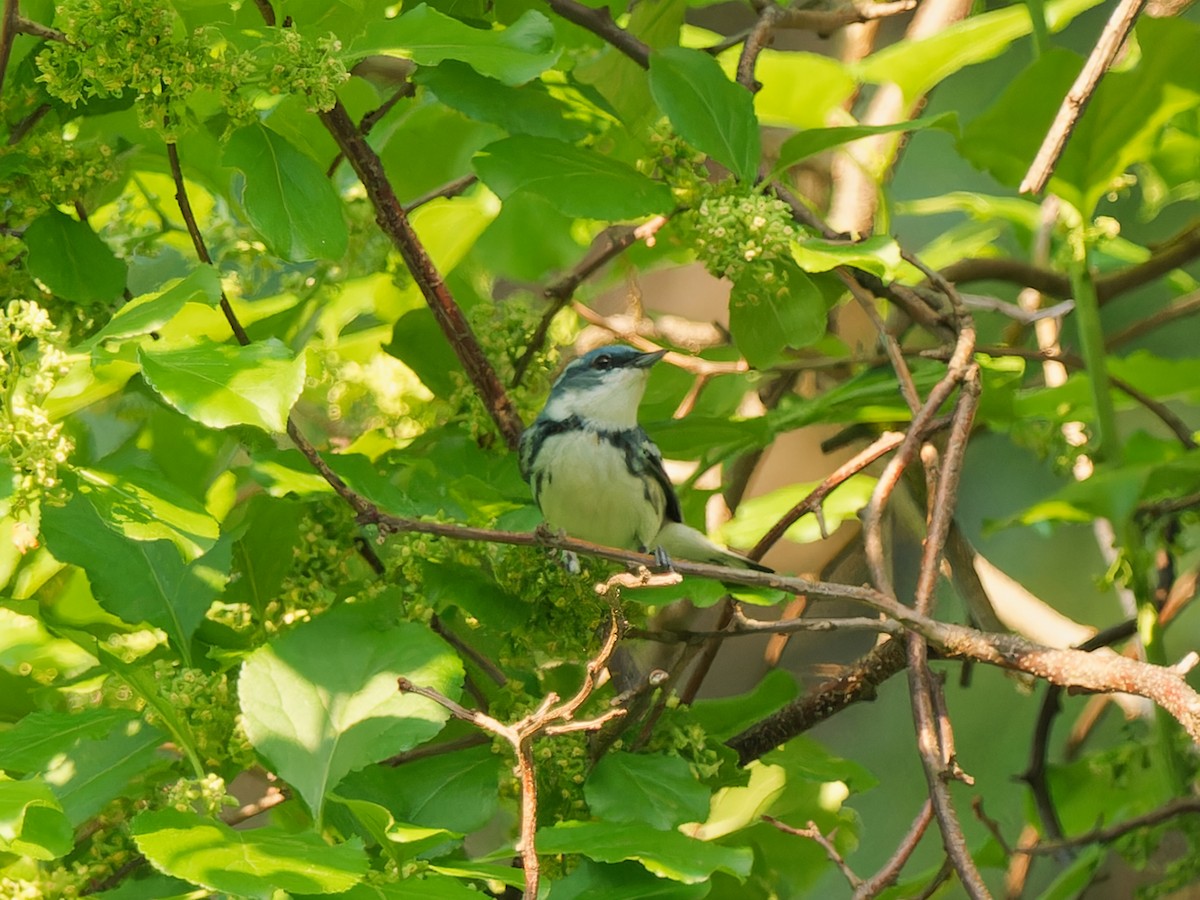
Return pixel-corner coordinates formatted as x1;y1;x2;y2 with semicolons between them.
632;349;668;368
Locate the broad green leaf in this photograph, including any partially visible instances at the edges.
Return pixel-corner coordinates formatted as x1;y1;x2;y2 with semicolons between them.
548;860;712;899
347;6;559;85
420;561;525;630
853;0;1104;104
474;135;672;220
131;808;368;899
773;112;958;174
77;466;219;561
649;47;760;182
742;51;855;130
337;745;503;834
719;473;878;548
536;820;753;884
690;669;799;742
415;62;590;141
223;124;349;262
41;493;230;665
790;235;904;279
226;495;303;615
585;753;712;830
0;708;137;774
0;775;73;860
729;259;826;368
239;603;463;820
302;875;492;899
139;338;305;433
329;795;459;865
23;207;127;303
42;716;166;826
92;872;198;900
240;449;417;515
87;267;221;346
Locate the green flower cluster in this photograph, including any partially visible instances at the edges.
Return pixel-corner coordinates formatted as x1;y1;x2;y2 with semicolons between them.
0;300;74;519
0;135;120;221
162;772;236;818
682;187;797;284
36;0;348;134
144;661;255;771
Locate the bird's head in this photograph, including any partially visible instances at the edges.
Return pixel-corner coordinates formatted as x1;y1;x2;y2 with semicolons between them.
541;345;666;428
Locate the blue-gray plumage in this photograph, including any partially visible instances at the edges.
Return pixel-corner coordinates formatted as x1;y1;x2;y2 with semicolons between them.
520;345;770;571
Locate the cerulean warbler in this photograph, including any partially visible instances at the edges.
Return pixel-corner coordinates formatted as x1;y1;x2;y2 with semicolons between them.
520;345;770;572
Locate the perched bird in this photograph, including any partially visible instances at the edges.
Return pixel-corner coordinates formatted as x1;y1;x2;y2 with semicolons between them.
520;344;770;572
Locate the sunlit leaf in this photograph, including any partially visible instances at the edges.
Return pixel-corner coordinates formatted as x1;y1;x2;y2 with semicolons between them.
132;809;368;899
585;753;712;830
0;775;73;860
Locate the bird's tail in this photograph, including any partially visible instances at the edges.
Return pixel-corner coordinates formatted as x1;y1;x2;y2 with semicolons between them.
656;522;773;573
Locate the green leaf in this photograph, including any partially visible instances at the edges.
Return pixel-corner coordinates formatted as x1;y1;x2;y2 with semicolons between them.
0;708;138;774
42;716;167;826
348;6;559;85
536;820;753;884
77;466;219;561
546;860;712;899
719;474;878;548
239;603;463;820
22;207;127;303
337;745;503;834
41;493;230;665
474;135;672;220
301;875;491;899
743;51;855;131
138;338;305;433
649;47;761;182
223;124;349;262
92;872;199;900
415;62;590;142
773;113;958;174
853;0;1104;104
585;753;712;830
690;669;799;742
0;775;73;860
131;809;368;899
729;259;825;368
87;266;221;346
790;235;904;279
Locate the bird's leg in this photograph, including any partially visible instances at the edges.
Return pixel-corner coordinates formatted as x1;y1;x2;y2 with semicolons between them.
651;545;675;572
561;550;581;575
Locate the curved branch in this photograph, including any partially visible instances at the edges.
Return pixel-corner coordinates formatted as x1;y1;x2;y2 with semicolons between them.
543;0;650;68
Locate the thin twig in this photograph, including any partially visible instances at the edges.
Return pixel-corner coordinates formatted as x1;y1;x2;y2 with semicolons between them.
1020;796;1200;854
764;817;862;888
1020;0;1148;194
543;0;650;67
0;0;20;101
853;800;935;899
326;83;417;177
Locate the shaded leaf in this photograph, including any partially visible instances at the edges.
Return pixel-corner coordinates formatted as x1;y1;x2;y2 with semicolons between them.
41;492;230;665
0;708;137;774
139;338;305;433
223;124;349;262
729;259;825;368
348;6;559;85
415;62;589;141
132;808;368;899
23;208;127;303
585;753;712;830
546;860;712;899
773;112;957;174
649;47;760;182
474;135;672;220
720;474;878;548
239;603;463;819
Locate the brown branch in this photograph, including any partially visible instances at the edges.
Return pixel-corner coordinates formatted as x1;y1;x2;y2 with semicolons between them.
397;608;623;900
403;173;478;213
729;639;908;765
326;83;417;178
854;800;935;899
1106;289;1200;348
1098;221;1200;304
0;0;19;98
631;612;900;642
764;817;863;888
543;0;650;68
1019;796;1200;854
13;13;65;42
1020;0;1148;194
317;99;524;449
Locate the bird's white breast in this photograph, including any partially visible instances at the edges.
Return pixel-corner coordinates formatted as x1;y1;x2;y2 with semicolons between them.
531;429;663;551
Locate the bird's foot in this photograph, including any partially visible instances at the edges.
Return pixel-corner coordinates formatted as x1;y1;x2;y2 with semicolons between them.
560;550;581;575
652;545;675;572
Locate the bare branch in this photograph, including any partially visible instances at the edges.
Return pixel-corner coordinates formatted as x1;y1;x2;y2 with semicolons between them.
1020;0;1148;194
543;0;650;68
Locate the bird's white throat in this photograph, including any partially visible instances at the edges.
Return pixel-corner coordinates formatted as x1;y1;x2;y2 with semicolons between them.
542;369;649;429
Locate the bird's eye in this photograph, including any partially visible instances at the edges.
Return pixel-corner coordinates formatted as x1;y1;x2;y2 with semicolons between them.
593;354;612;370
